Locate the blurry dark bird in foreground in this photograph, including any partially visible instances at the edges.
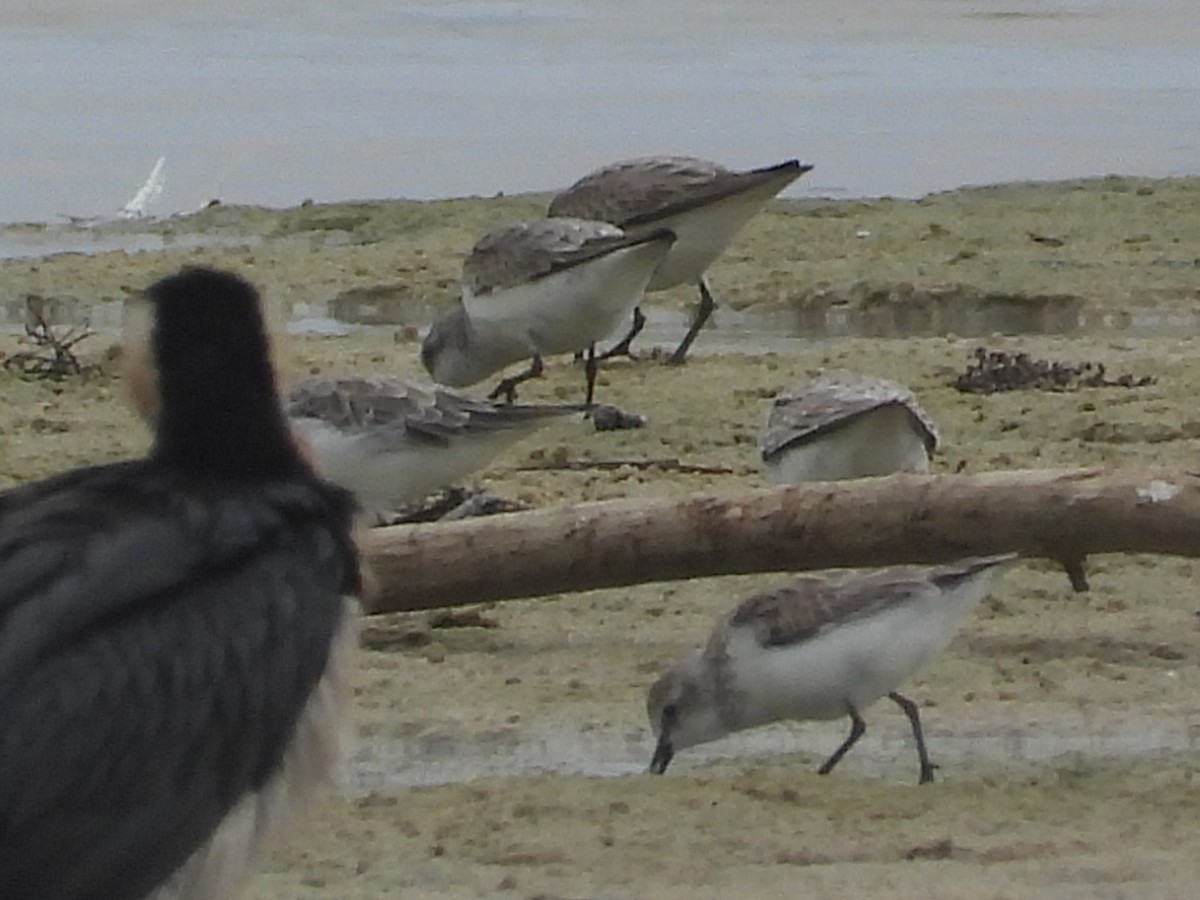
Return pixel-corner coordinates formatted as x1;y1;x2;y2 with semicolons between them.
0;267;363;900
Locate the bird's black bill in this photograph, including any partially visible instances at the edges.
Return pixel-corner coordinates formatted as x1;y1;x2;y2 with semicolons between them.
649;735;674;774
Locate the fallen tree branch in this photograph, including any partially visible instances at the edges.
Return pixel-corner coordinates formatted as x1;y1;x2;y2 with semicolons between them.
360;467;1200;614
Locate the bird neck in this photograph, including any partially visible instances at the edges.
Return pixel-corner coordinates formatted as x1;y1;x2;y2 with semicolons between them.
153;374;307;480
143;267;311;481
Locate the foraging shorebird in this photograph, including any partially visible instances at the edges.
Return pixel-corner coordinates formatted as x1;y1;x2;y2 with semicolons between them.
421;216;675;403
0;268;362;899
759;372;940;483
286;375;584;513
549;155;812;363
647;555;1017;783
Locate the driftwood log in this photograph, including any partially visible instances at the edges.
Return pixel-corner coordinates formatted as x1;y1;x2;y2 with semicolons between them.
360;467;1200;615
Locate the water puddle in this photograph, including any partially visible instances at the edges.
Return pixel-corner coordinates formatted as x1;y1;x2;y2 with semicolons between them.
5;300;1198;346
0;224;261;261
347;711;1200;791
3;238;1197;343
302;296;1200;344
610;306;1200;351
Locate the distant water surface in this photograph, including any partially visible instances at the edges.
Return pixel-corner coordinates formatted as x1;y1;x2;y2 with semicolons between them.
2;0;1198;223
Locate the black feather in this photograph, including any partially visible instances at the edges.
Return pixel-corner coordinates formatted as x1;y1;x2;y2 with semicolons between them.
0;267;362;900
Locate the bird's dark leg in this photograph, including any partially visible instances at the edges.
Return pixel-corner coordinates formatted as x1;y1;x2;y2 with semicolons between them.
487;354;545;404
817;704;866;776
1059;555;1090;592
888;690;938;784
584;342;598;406
596;307;647;361
668;279;716;365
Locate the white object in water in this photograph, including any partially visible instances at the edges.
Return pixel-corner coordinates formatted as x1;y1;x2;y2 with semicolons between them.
120;156;166;219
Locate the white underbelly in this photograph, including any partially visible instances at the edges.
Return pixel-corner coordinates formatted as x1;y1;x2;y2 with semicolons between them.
464;239;668;356
764;407;931;484
724;593;970;728
634;179;790;291
296;419;518;510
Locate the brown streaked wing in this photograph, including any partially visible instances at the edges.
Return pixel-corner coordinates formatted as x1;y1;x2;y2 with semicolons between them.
286;375;583;448
759;372;939;459
286;376;437;433
720;556;1015;651
550;156;730;224
401;390;584;446
928;553;1020;588
550;156;808;229
721;570;929;650
462;217;628;296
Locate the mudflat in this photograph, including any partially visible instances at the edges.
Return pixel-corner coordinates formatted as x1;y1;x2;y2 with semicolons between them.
1;177;1198;898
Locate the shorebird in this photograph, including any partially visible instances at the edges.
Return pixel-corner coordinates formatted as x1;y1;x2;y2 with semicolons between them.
421;217;675;404
759;372;940;483
0;267;363;899
286;375;584;514
549;155;812;363
647;555;1017;783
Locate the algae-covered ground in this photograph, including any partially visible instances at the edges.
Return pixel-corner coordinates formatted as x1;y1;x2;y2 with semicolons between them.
3;174;1199;332
1;177;1199;898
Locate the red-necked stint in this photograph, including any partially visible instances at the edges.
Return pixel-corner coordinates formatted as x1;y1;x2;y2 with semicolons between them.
0;267;363;899
760;372;940;483
647;555;1017;783
286;375;584;514
421;217;675;403
549;156;812;362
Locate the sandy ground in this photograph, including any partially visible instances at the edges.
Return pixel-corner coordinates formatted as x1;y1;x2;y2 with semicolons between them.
2;177;1199;898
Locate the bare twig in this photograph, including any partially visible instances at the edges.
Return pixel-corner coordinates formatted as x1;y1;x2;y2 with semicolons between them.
3;298;97;380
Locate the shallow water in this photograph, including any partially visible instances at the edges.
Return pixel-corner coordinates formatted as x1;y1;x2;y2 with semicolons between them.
3;0;1198;223
0;226;260;261
350;708;1200;790
5;296;1199;344
5;298;1197;344
633;306;1200;346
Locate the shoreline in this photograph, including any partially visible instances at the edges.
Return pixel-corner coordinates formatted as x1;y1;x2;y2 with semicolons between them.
2;169;1194;229
2;174;1197;342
